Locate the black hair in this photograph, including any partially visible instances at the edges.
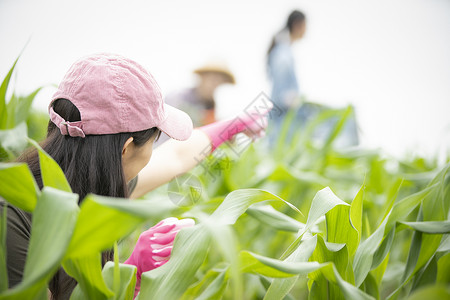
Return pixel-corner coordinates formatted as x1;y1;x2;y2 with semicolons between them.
267;10;306;59
17;98;160;299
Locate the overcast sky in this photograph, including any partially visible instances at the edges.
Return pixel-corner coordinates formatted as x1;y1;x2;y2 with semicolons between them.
1;0;449;161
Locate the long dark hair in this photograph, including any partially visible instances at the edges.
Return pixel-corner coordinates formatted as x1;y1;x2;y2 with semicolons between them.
17;99;160;299
267;10;306;58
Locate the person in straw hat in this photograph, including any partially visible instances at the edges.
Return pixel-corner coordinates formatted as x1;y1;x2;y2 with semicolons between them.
165;61;236;128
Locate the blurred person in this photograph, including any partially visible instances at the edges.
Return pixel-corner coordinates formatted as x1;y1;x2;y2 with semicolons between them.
154;62;236;147
267;10;306;143
166;62;236;127
0;53;270;299
267;10;306;108
267;10;358;147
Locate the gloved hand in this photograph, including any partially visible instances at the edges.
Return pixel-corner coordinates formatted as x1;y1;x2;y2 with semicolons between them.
124;217;195;294
198;101;273;152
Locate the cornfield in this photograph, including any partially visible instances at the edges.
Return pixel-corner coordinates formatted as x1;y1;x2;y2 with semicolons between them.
0;55;449;299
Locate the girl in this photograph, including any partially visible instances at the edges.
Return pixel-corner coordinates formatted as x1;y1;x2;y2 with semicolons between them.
1;53;270;299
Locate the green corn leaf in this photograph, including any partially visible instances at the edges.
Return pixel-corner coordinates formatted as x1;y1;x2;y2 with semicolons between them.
387;165;450;299
314;262;375;300
353;211;390;287
264;235;318;300
0;55;20;130
350;184;364;247
412;164;450;275
0;123;28;158
321;105;353;153
193;270;227;300
86;194;176;219
399;221;450;234
246;204;304;232
238;246;374;300
23;188;78;280
64;253;114;300
0;163;39;212
385;183;438;233
308;235;353;299
387;209;424;300
181;266;228;300
281;187;348;260
6;88;44;129
437;235;450;252
26;110;49;142
326;202;359;257
102;262;137;300
203;222;242;299
405;284;450;300
370;252;390;286
139;225;211;300
209;189;302;226
65;194;163;259
371;227;395;270
274;109;296;158
267;164;330;187
29;139;71;192
410;255;437;292
381;178;403;222
362;272;379;300
181;269;228;300
139;188;297;299
422;162;450;222
113;242;121;296
436;252;450;284
0;187;79;299
240;250;323;277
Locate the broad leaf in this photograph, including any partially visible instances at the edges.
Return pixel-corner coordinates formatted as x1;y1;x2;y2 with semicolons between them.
247;205;304;232
0;163;39;212
64;254;114;300
0;55;20;130
6;88;44;129
264;235;318;300
102;262;136;300
400;221;450;234
0;187;78;299
65;194;164;258
29;140;71;192
0;123;28;158
181;265;228;300
281;187;348;259
139;225;211;300
209;189;302;226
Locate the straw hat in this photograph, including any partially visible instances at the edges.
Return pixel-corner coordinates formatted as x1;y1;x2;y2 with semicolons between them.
193;62;236;84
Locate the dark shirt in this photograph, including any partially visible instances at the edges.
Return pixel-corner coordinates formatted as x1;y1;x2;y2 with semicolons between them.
0;176;139;299
0;202;32;288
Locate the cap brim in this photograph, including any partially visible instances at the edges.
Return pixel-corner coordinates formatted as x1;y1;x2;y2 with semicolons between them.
157;104;193;141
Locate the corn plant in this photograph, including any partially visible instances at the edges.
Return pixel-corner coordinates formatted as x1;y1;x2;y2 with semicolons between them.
0;55;47;161
0;53;449;299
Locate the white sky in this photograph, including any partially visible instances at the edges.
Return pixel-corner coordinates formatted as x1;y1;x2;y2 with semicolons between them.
1;0;449;160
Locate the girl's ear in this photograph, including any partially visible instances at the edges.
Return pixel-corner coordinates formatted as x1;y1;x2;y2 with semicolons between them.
122;137;134;156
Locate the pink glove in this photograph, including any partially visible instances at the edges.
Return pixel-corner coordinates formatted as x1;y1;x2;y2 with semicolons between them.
124;217;195;295
198;101;273;152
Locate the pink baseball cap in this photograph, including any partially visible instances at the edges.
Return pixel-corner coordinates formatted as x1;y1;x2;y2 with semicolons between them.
49;53;193;140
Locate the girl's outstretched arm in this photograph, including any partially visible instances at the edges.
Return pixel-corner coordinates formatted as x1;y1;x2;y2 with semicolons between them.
130;129;211;199
130;102;272;199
